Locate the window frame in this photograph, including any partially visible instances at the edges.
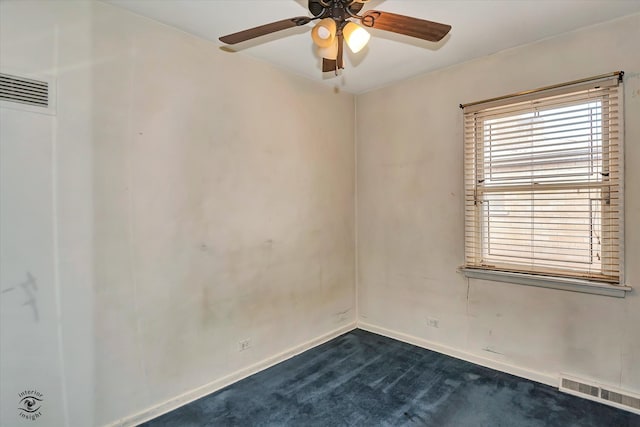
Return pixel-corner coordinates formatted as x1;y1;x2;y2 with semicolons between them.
460;73;629;297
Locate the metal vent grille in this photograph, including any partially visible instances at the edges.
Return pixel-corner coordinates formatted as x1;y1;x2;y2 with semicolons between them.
601;389;640;410
561;378;599;397
560;375;640;414
0;73;49;108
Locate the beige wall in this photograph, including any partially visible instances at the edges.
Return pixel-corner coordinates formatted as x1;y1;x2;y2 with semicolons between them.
0;1;355;426
357;13;640;393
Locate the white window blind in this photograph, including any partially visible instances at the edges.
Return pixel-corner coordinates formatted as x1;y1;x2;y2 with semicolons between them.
463;73;624;284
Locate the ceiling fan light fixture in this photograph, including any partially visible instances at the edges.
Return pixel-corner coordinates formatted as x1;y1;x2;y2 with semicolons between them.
311;18;336;48
343;21;370;53
219;2;452;74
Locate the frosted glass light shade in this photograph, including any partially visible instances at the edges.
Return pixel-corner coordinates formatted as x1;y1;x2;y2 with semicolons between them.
343;22;370;53
317;39;338;60
311;18;336;48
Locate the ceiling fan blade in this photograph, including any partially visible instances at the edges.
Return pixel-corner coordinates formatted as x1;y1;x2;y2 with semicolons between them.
360;11;451;42
336;33;344;70
219;17;311;44
322;58;337;72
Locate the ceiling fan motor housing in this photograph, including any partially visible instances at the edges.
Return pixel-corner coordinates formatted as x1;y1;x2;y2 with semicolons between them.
308;0;325;17
308;0;365;20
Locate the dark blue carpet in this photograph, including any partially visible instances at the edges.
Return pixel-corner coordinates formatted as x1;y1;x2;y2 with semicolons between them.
141;329;640;426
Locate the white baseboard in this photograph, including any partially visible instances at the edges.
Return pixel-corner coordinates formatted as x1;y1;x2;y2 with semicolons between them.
357;321;557;387
107;322;357;427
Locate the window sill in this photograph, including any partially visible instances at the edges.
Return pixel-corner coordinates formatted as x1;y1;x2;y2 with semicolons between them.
459;267;632;298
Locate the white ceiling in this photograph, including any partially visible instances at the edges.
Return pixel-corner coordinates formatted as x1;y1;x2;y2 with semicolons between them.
105;0;640;93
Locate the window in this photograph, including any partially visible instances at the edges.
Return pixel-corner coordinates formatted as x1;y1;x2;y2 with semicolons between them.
462;73;625;291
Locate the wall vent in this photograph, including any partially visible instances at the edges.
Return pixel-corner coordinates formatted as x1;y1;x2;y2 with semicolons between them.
561;377;599;397
0;71;55;115
601;388;640;411
0;73;49;107
559;375;640;415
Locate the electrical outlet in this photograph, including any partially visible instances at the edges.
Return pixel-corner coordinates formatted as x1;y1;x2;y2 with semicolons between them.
427;317;440;328
238;339;251;351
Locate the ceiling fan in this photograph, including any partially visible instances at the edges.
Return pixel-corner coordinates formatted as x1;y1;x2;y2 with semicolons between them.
219;0;452;74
